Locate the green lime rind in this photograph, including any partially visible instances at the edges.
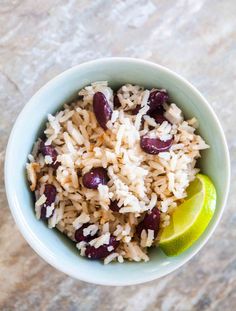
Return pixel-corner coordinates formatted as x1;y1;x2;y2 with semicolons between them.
159;174;217;256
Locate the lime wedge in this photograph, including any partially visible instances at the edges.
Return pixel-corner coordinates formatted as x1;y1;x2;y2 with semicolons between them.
159;174;216;256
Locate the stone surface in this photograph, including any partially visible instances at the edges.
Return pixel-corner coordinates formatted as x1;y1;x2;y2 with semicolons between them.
0;0;235;310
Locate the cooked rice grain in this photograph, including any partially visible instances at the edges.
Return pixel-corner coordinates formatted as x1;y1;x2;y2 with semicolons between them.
26;82;209;264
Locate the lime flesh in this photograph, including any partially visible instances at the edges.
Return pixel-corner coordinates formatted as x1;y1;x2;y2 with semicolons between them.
159;174;216;256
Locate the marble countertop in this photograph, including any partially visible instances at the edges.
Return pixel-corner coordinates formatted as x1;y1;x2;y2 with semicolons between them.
0;0;235;310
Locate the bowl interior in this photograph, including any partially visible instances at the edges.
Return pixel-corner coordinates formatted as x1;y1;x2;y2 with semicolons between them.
5;58;230;285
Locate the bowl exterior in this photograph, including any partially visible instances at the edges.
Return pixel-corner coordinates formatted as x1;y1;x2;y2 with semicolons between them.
4;58;230;285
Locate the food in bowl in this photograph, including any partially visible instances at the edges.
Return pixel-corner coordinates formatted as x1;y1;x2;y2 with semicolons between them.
26;81;212;264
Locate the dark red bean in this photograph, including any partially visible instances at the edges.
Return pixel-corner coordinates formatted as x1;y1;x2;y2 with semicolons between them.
148;90;168;113
75;224;97;243
136;207;160;238
130;105;145;129
40;206;48;220
130;90;168;118
40;141;57;160
147;106;164;118
147;107;172;127
114;94;121;108
85;236;119;259
109;200;121;212
140;136;172;154
40;204;55;219
130;105;141;115
40;141;60;169
40;184;57;219
82;167;109;189
93;92;112;130
152;113;168;124
44;184;57;205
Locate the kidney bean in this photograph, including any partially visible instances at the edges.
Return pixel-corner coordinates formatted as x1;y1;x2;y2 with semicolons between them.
114;94;121;108
40;184;57;219
109;200;121;212
40;141;60;169
148;90;169;113
44;184;57;205
152;113;168;124
136;207;160;238
93;92;112;130
75;224;97;243
140;136;172;154
130;105;141;115
82;167;109;189
40;206;48;220
85;236;119;259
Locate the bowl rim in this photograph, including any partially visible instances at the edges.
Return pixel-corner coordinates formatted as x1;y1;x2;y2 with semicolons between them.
4;57;231;286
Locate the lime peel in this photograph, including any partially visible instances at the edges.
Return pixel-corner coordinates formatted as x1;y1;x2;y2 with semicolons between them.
159;174;216;256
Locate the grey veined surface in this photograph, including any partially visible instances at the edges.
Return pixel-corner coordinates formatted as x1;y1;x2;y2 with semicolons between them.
0;0;235;310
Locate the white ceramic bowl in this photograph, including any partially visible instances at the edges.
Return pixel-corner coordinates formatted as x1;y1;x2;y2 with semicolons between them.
5;58;230;285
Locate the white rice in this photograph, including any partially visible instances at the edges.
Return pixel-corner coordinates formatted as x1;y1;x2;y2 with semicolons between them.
26;82;209;264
